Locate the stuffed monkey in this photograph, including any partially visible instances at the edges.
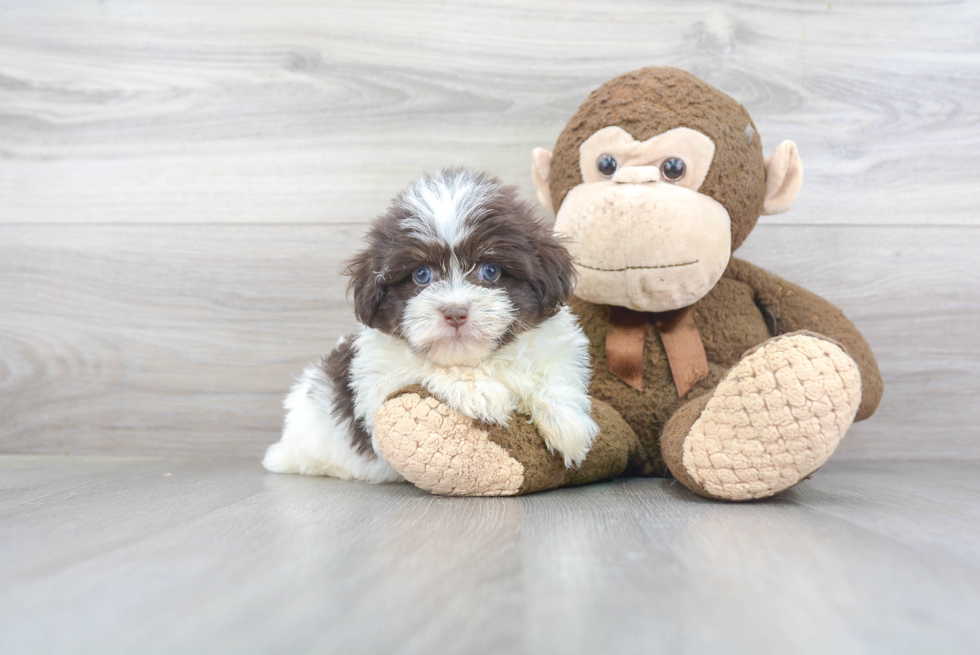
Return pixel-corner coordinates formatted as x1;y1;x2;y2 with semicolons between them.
373;67;882;500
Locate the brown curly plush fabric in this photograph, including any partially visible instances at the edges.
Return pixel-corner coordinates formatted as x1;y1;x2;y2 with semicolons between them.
548;67;766;251
571;265;771;475
574;258;882;473
724;259;883;420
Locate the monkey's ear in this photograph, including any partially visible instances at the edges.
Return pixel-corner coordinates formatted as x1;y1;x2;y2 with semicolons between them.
762;140;804;215
531;148;555;214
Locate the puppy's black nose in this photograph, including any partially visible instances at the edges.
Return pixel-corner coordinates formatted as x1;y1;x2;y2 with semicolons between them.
442;307;468;328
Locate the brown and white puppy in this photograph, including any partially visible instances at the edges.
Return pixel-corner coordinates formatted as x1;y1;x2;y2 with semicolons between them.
263;168;599;482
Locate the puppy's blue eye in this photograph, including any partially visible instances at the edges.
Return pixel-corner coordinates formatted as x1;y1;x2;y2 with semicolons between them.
412;266;433;285
479;262;501;282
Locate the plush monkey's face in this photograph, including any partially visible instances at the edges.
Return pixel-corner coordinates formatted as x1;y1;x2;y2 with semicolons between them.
532;67;803;313
553;125;730;312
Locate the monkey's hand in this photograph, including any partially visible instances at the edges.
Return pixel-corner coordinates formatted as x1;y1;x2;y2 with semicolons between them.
375;386;637;496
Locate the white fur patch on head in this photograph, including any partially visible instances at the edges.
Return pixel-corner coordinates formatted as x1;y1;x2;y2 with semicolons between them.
398;168;501;245
401;273;516;367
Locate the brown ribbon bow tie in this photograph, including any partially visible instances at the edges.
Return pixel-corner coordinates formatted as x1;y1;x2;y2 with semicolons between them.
606;305;709;398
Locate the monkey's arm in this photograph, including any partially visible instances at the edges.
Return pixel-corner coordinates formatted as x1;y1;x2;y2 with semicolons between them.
374;386;641;496
726;257;882;420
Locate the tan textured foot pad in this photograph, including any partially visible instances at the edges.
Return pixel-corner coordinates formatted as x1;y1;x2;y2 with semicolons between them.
374;393;525;496
683;333;862;501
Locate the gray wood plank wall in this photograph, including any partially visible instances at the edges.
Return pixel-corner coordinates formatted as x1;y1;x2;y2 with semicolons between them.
1;0;978;459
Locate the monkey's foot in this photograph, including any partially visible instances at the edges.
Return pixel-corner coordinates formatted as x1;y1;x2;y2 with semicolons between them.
661;332;862;501
374;385;638;496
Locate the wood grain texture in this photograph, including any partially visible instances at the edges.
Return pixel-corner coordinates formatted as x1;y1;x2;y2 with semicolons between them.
1;222;978;459
1;456;979;655
1;0;978;225
0;0;978;459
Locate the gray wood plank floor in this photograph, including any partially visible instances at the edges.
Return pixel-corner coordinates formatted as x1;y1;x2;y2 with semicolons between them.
1;456;979;655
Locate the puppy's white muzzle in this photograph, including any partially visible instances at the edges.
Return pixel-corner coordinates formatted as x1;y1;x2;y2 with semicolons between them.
401;278;516;367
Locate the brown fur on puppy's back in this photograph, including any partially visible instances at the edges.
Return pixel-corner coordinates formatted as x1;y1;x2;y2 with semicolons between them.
321;336;374;457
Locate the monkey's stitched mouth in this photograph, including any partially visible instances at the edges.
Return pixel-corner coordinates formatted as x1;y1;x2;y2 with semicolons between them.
577;260;699;272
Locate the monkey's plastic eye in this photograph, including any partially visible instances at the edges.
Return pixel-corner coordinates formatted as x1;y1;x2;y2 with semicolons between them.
597;154;618;177
412;266;433;285
661;157;686;182
478;262;501;282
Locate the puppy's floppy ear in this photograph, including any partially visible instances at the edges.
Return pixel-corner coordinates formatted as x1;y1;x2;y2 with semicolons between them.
344;248;384;327
531;229;577;312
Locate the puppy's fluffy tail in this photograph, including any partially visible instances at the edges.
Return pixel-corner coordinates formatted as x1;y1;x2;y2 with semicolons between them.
262;440;302;474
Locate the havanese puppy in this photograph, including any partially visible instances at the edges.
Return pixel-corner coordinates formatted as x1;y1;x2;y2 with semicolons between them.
263;168;598;483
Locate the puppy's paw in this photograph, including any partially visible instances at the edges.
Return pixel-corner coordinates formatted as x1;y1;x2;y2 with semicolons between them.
535;407;600;468
436;377;515;426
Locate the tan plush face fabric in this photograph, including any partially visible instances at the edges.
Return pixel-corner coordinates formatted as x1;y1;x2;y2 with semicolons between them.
555;181;731;312
554;124;731;312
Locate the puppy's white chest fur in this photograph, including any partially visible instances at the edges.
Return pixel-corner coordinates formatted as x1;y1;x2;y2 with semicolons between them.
350;307;599;467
